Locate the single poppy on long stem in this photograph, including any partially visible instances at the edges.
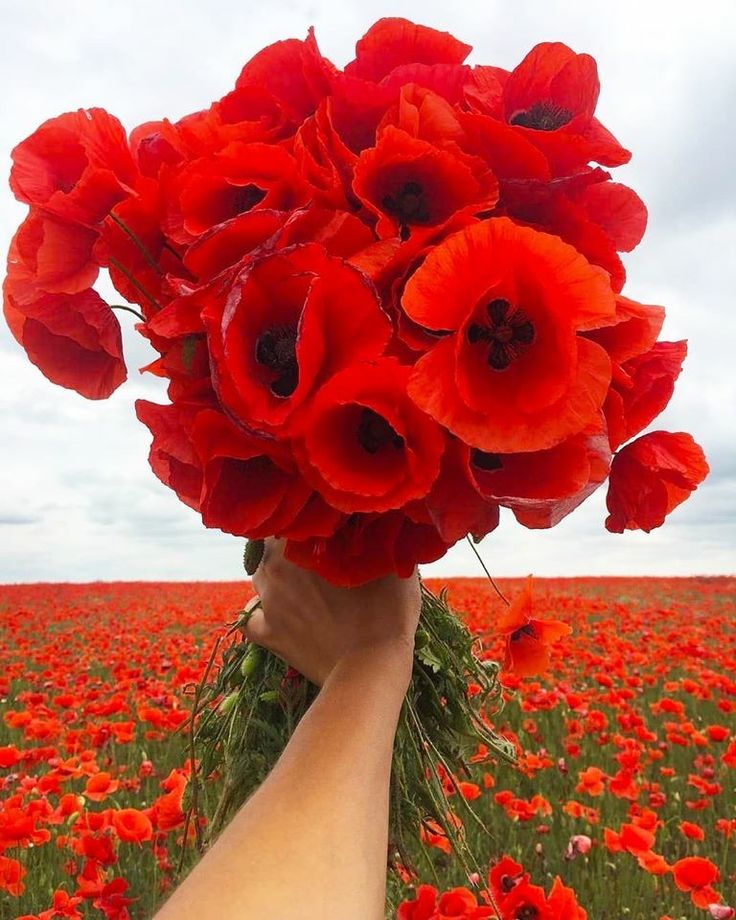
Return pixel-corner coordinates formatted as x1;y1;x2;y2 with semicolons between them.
494;576;571;677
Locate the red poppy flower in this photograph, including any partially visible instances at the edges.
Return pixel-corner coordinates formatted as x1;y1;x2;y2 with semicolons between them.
499;880;551;920
190;409;341;541
495;577;571;677
605;431;709;532
135;400;208;511
637;850;670;876
202;244;390;433
163;142;313;244
672;857;720;908
4;276;126;400
397;884;439;920
422;437;500;545
404;218;614;453
586;294;665;366
488;855;527;901
547;876;587;919
435;888;494;918
235;28;336;128
604;822;655;855
292;358;445;513
501;42;630;172
345;18;471;84
285;509;448;585
84;772;119;802
604;341;687;450
499;170;646;294
680;821;706;841
353;125;497;239
11;211;99;295
469;426;611;529
0;855;26;896
112;808;153;843
10;108;136;226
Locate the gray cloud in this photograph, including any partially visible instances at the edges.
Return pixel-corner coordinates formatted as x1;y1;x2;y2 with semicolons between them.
1;0;734;581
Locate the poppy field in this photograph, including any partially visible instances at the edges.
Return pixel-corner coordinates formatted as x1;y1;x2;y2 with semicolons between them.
0;576;733;919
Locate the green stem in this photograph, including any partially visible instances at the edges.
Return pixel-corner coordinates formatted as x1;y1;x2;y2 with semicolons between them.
111;303;145;322
109;212;164;276
466;536;509;605
109;257;161;310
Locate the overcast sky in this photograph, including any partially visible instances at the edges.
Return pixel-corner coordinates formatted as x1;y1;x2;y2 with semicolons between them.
1;0;734;582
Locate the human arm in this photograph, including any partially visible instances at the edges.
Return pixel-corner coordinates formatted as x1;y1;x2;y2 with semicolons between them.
154;540;420;920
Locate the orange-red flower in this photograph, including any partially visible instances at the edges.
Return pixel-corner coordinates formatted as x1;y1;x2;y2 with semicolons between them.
84;772;120;803
345;18;471;84
501;42;630;173
606;431;709;532
495;576;571;677
10;108;136;226
112;808;153;843
292;357;445;513
353;125;497;239
672;856;720;908
202;244;390;433
404;218;614;453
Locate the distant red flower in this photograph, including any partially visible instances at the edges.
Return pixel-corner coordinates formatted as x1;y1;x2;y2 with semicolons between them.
112;808;153;843
605;431;709;532
0;854;26;896
680;821;705;841
84;772;119;803
547;876;587;919
672;857;720;909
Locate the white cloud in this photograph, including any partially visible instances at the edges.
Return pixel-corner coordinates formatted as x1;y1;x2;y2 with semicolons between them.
2;0;734;580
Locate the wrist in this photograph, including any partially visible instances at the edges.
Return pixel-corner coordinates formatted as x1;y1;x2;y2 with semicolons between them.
327;639;414;693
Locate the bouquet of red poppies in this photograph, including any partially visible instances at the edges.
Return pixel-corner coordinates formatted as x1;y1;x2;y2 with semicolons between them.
4;15;707;887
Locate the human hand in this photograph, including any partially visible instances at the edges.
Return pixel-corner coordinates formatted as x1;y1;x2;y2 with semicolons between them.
242;539;421;686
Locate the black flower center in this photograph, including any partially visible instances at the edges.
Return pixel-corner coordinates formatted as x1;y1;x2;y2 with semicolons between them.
510;101;573;132
382;181;431;234
472;450;504;472
232;183;266;214
357;409;405;454
510;623;538;644
516;907;540;920
466;298;535;370
500;874;518;893
255;325;298;397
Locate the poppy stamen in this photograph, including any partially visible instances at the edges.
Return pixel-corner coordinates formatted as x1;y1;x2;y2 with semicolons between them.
515;907;540;920
509;101;573;131
510;623;538;643
466;298;535;371
232;183;266;214
382;180;431;233
472;450;504;472
255;325;299;397
357;408;405;454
